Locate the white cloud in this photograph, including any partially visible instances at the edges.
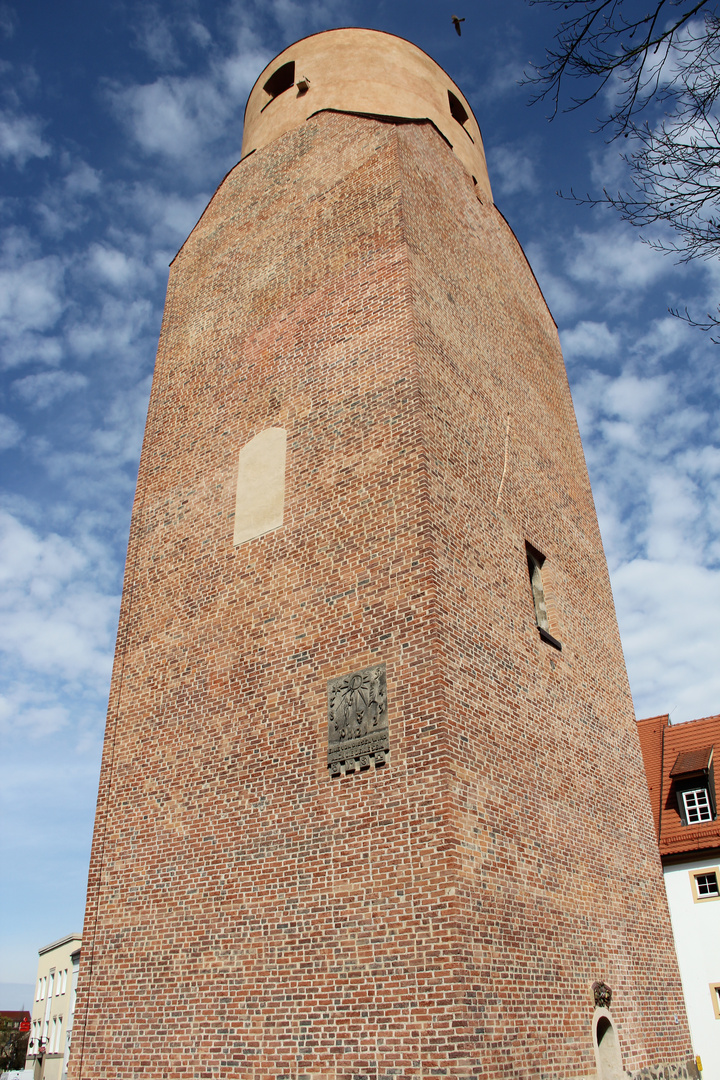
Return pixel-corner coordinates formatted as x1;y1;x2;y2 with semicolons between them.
0;686;69;739
113;74;223;159
613;558;720;724
89;375;152;463
603;372;671;423
13;370;88;409
0;509;119;690
108;47;264;165
35;159;103;236
634;315;693;360
588;141;628;191
487;144;537;197
66;296;156;368
0;510;86;590
561;320;619;361
567;225;668;291
0;413;22;449
525;241;581;321
124;183;210;246
188;19;212;49
133;6;182;68
86;243;155;290
264;0;349;42
1;332;63;369
36;376;153;507
0;239;65;367
0;4;17;39
0;108;50;167
63;160;102;197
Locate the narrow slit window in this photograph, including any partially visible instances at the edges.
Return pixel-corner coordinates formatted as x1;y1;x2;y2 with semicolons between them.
526;546;549;630
264;61;295;103
526;543;562;651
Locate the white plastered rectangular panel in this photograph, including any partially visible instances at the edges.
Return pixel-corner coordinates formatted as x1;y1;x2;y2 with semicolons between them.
233;427;287;546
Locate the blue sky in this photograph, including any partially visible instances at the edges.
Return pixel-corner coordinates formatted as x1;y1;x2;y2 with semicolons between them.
2;0;719;1008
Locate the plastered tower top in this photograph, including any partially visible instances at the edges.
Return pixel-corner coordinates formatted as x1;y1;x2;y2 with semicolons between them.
241;27;493;202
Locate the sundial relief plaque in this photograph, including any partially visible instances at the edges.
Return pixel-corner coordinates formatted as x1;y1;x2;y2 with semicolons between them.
327;663;388;777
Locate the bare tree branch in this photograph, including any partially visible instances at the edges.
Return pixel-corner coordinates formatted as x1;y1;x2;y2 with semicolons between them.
527;1;720;334
669;303;720;339
525;0;714;131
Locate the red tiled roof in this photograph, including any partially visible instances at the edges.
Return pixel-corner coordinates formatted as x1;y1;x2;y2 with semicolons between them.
637;712;720;858
669;746;713;776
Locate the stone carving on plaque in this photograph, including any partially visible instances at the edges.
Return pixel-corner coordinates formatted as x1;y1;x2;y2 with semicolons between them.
327;663;388;777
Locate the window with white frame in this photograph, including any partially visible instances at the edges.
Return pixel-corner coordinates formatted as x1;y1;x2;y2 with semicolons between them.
682;787;713;824
61;967;67;994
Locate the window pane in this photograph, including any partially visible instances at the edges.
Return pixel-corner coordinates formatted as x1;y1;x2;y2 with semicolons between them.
696;872;719;896
682;788;713;823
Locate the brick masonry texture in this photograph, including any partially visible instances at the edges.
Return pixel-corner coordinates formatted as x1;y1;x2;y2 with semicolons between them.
70;112;693;1079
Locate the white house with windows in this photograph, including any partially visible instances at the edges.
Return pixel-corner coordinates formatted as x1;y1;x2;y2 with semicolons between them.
25;934;81;1080
638;713;720;1079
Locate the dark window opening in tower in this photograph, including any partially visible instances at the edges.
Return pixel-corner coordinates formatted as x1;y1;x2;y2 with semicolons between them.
447;90;468;126
264;61;295;102
447;90;473;141
526;543;562;650
526;544;549;631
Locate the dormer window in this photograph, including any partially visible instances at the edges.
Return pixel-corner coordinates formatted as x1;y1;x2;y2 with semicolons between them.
670;745;716;825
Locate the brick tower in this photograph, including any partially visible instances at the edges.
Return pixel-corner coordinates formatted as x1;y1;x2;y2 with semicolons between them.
71;29;697;1080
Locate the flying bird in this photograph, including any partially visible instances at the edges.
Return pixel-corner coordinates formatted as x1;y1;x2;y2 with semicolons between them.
451;15;465;36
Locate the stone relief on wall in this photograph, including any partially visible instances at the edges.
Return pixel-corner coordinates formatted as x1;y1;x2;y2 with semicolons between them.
592;981;613;1010
327;663;388;777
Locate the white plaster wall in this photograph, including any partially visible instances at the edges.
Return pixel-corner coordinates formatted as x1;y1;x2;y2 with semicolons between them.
26;935;81;1074
664;858;720;1076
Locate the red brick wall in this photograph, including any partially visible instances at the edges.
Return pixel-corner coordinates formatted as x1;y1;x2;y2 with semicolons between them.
70;112;691;1080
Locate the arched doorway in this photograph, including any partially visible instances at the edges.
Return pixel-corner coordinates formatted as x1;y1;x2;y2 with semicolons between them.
593;1009;624;1080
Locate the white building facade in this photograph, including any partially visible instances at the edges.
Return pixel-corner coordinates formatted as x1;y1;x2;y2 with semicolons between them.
664;857;720;1077
26;935;81;1080
638;712;720;1078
